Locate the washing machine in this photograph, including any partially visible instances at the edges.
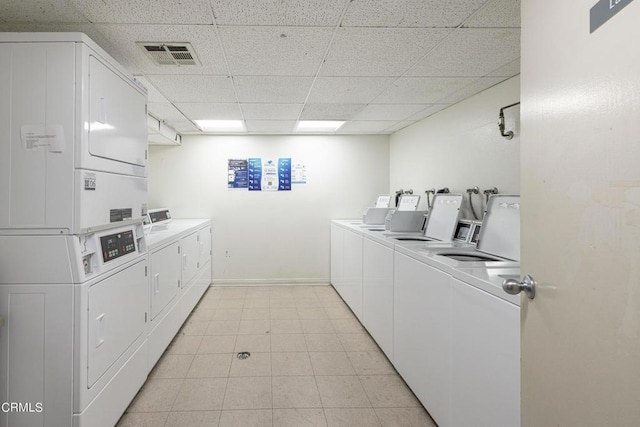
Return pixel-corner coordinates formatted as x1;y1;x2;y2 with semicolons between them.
384;193;465;243
392;195;520;427
397;195;521;273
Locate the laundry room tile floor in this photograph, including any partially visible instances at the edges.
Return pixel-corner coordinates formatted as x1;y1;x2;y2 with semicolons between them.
117;285;436;427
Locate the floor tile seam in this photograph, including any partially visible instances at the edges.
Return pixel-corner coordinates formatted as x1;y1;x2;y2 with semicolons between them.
355;373;378;410
166;378;187;413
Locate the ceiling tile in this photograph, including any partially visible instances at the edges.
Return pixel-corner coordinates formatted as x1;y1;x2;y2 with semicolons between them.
406;28;520;77
240;103;303;120
406;104;450;121
69;0;213;24
134;76;168;103
147;75;237;103
246;120;296;133
94;24;228;75
339;120;397;133
300;103;366;120
487;58;520;77
319;27;451;77
307;77;395;104
374;77;475;104
218;26;333;76
234;76;313;103
464;0;521;28
175;103;242;120
437;77;507;104
0;1;88;23
353;104;430;121
211;0;348;26
384;121;417;133
342;0;487;27
147;102;189;122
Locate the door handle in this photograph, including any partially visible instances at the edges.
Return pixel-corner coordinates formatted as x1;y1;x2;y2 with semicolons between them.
502;274;537;299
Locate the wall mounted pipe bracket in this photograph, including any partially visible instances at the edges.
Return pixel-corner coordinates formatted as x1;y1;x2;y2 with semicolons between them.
498;102;520;140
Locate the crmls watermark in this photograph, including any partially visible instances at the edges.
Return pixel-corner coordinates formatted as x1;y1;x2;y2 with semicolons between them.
1;402;43;413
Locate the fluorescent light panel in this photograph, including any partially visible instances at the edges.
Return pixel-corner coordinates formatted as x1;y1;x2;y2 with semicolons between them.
195;120;245;132
295;120;345;132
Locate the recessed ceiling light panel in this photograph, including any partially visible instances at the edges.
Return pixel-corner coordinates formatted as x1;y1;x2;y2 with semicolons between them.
194;120;246;132
295;120;345;132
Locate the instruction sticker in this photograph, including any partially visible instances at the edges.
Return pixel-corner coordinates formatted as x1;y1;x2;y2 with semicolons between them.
21;124;65;153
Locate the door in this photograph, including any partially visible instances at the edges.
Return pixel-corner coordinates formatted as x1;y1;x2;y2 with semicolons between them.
521;1;640;425
88;55;147;168
87;259;147;387
180;231;200;288
150;241;180;320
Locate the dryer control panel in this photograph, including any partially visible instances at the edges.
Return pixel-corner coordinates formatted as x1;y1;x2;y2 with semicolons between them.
101;230;136;263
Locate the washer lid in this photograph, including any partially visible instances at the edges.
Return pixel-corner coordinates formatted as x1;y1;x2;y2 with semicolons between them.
477;195;520;261
424;194;463;241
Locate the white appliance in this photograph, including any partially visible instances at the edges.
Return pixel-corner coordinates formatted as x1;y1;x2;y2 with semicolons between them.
417;195;521;270
392;195;520;427
0;33;149;427
0;224;149;427
361;194;394;225
384;194;427;232
386;193;464;243
144;208;212;371
0;32;148;235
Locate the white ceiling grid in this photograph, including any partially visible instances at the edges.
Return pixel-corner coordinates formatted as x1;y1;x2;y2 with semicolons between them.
0;0;521;135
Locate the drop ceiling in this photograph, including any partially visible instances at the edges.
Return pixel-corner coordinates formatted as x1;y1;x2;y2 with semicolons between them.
0;0;520;135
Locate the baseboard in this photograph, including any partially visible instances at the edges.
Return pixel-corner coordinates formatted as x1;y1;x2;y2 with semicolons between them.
210;278;330;286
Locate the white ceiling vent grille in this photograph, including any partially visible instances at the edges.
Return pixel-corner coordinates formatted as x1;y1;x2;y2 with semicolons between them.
137;42;201;66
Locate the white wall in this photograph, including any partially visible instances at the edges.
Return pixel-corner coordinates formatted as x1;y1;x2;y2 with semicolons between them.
148;134;389;284
390;76;520;218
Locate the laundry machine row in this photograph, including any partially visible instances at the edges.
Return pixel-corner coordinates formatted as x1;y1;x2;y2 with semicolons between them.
330;194;521;427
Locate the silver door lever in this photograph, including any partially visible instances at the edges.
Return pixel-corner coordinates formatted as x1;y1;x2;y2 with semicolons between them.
502;274;536;299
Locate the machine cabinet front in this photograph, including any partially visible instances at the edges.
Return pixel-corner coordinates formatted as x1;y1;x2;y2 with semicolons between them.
393;252;452;427
0;284;73;427
150;241;180;320
180;231;200;288
87;259;146;387
198;226;212;268
362;237;394;361
87;55;147;170
450;277;520;427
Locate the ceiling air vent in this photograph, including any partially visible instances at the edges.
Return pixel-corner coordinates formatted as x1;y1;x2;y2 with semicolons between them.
137;42;201;66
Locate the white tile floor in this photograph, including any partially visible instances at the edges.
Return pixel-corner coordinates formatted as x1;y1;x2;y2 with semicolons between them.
117;285;436;427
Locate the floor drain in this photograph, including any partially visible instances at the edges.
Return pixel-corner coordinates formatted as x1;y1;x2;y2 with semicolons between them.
237;351;251;360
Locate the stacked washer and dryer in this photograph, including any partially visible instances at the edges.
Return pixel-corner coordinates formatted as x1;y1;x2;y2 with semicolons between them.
0;33;202;427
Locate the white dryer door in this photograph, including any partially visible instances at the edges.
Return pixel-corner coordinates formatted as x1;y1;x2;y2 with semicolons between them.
87;259;146;387
88;56;147;168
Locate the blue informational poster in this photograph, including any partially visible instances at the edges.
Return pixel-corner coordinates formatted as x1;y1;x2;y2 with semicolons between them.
243;157;292;191
248;158;262;191
278;158;292;191
228;159;248;189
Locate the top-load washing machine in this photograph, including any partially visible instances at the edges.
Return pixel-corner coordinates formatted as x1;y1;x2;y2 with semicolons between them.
384;193;465;243
0;33;149;427
396;195;521;272
392;195;521;427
